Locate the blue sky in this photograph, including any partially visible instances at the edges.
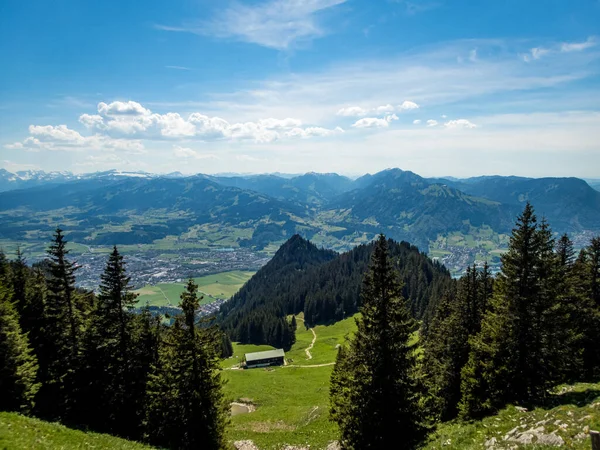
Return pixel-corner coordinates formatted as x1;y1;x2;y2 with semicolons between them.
1;0;599;177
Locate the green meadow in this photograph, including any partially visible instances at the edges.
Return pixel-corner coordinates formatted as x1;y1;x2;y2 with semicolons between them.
221;314;358;448
133;270;255;307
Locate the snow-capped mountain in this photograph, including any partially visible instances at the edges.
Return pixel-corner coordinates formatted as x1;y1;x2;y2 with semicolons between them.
0;169;158;192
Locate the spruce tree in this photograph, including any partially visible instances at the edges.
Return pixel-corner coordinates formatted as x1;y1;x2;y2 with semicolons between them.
0;282;39;413
38;228;83;420
81;246;139;436
422;264;493;421
460;204;573;418
145;279;228;450
330;235;426;449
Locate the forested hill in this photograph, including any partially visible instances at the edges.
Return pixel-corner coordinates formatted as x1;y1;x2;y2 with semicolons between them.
219;235;453;348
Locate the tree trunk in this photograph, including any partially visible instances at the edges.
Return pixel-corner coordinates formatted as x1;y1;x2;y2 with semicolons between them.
591;430;600;450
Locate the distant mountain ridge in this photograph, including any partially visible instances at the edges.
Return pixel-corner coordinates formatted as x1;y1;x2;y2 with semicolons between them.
1;168;599;254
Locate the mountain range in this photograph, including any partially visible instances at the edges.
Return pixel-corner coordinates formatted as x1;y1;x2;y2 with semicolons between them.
1;168;599;260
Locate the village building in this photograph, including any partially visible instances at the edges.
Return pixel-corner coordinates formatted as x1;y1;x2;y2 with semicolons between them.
244;348;285;368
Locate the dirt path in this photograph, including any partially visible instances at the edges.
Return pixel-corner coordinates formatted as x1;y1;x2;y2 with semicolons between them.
296;317;317;360
305;328;316;360
284;362;335;368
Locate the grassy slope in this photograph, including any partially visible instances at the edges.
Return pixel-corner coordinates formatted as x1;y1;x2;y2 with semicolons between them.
222;315;358;449
134;270;255;307
0;412;153;450
423;383;600;450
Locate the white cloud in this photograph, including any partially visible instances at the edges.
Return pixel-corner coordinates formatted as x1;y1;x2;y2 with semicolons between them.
375;104;395;114
413;119;421;125
156;0;348;50
560;37;597;53
426;119;438;127
352;114;397;128
338;102;417;117
6;124;145;154
77;102;312;143
30;124;86;143
337;106;368;117
79;114;106;130
531;47;550;60
398;100;419;110
98;101;151;116
258;117;303;129
522;37;597;62
285;126;343;138
444;119;477;129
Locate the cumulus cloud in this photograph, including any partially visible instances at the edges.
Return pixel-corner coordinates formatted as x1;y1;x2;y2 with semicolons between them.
398;100;420;110
338;101;418;117
98;101;151;116
258;117;303;129
75;102;315;143
427;119;438;127
285;126;343;138
375;104;395;114
413;119;421;125
444;119;477;129
352;114;398;128
5;124;145;153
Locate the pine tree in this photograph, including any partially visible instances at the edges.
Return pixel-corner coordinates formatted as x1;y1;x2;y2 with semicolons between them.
0;281;39;413
330;235;426;449
38;228;84;420
81;246;139;436
145;279;228;450
460;204;573;418
421;288;465;421
422;264;494;421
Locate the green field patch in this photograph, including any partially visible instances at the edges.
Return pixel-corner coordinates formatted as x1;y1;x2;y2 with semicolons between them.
134;270;255;307
223;364;336;449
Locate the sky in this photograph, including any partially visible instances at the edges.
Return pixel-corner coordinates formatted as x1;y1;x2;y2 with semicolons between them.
1;0;599;178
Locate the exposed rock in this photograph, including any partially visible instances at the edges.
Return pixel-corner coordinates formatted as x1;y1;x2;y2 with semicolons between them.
536;433;565;446
574;432;588;441
326;442;341;450
509;433;534;444
485;437;498;447
234;440;260;450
